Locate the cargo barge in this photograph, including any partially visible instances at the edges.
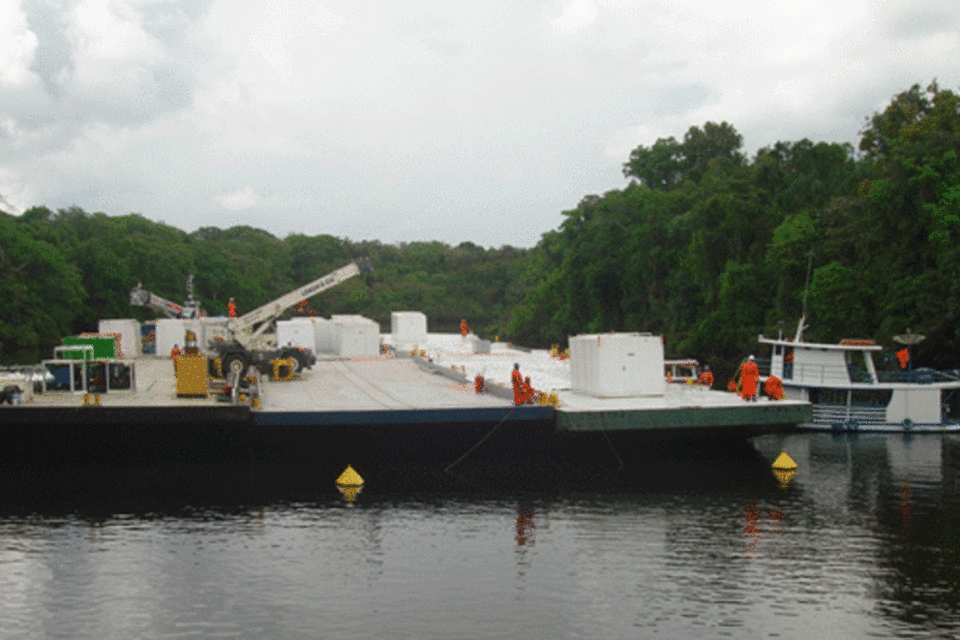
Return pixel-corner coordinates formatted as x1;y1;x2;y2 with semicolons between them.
1;329;809;481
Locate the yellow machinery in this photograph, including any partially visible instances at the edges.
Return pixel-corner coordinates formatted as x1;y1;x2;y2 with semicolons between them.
271;357;296;381
176;354;209;397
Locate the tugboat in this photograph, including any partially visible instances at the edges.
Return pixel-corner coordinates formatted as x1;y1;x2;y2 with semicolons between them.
757;316;960;432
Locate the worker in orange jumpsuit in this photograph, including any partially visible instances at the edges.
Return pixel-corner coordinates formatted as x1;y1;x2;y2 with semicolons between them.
740;355;760;401
228;298;237;318
461;318;469;338
170;344;180;372
896;348;910;370
511;363;524;405
523;376;536;404
764;375;784;400
697;365;714;387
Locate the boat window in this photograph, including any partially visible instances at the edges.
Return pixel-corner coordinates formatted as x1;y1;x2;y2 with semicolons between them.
850;389;891;405
818;388;847;404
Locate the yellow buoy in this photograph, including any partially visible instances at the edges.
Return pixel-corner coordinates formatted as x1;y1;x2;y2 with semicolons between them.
773;468;797;489
337;485;362;502
772;451;798;470
337;465;364;487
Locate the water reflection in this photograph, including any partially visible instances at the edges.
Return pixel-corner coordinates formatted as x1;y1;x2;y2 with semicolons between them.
514;504;536;579
0;435;958;639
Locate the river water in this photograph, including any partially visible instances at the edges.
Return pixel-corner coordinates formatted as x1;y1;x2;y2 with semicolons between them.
1;432;958;640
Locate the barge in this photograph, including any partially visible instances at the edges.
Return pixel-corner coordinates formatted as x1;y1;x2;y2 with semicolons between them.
1;339;808;477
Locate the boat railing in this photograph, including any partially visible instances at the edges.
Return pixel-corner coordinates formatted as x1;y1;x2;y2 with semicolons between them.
770;361;958;385
875;368;960;384
776;362;855;385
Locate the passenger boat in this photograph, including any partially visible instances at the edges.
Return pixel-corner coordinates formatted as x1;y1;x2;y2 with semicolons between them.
757;316;960;432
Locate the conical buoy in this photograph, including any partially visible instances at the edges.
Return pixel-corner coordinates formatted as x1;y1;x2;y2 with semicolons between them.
337;465;364;487
772;451;797;470
772;468;797;489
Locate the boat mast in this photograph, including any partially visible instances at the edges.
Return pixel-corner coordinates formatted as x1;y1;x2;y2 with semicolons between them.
795;249;814;342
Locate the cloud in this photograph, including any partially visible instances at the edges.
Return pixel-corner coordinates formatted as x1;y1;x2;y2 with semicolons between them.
551;0;599;35
0;1;39;87
215;185;261;211
1;1;959;248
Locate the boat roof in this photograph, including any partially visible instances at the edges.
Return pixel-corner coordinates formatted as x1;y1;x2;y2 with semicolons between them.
758;334;883;351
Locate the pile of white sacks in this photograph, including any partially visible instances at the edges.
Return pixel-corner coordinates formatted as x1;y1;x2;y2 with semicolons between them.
383;312;571;394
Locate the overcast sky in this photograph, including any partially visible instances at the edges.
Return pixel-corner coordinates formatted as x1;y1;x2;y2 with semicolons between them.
2;1;959;248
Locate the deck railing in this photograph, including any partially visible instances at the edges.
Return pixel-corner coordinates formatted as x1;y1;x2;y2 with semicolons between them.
760;358;959;385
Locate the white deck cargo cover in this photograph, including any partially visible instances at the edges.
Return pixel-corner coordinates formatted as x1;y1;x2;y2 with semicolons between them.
569;333;665;397
98;319;142;358
312;317;335;354
334;316;380;358
277;319;316;351
183;317;229;356
391;311;428;343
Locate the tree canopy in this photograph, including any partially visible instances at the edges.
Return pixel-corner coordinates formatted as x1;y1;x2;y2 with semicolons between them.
4;82;959;379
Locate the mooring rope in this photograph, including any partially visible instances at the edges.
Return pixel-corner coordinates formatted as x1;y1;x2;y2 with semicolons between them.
444;405;519;473
599;425;625;471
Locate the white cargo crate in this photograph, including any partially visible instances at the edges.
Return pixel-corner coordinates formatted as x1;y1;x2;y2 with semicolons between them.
569;333;665;397
98;319;142;358
390;311;428;343
277;319;316;351
313;317;335;354
334;317;380;358
155;319;186;358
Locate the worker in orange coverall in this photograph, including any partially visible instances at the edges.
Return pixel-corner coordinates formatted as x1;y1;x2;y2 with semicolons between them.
740;355;760;401
511;363;524;405
697;365;714;387
896;348;910;370
461;318;469;338
228;298;237;318
764;375;784;400
523;376;536;404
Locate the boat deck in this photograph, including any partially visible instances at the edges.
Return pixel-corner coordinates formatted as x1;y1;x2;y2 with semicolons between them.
25;358;220;408
6;352;809;434
260;358;513;412
254;357;549;426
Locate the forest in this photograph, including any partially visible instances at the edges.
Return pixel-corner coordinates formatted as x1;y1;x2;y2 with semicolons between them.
3;82;960;377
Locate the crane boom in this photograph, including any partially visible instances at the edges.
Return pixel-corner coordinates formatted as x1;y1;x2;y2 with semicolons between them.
129;275;203;319
227;256;373;351
129;283;185;318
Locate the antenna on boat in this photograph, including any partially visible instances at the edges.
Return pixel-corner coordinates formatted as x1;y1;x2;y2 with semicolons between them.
795;249;815;342
801;249;814;318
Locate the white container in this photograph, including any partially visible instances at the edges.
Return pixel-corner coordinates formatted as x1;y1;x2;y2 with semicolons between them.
569;333;665;397
466;333;491;354
312;317;335;354
155;318;186;357
98;319;142;358
390;311;428;343
334;316;380;358
277;319;316;351
191;317;230;355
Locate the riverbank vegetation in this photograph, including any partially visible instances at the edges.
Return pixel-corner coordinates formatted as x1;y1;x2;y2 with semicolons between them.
3;82;959;370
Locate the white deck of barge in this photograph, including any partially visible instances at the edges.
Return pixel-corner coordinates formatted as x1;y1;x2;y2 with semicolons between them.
392;333;810;430
19;333;809;432
23;355;515;412
259;358;513;412
26;358;221;407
